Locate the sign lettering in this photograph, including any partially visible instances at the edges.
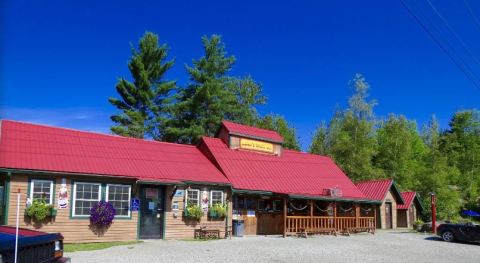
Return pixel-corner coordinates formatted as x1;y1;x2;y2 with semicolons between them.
240;138;274;153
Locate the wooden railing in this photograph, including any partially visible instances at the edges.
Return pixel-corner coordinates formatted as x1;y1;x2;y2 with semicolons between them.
285;216;375;235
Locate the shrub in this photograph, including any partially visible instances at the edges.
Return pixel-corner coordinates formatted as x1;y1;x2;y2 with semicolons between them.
90;201;116;227
26;199;53;221
414;219;424;225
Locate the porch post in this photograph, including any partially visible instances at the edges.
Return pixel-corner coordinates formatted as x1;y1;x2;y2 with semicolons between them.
374;205;377;229
333;201;337;230
355;203;360;228
283;198;287;238
310;200;314;217
310;200;314;230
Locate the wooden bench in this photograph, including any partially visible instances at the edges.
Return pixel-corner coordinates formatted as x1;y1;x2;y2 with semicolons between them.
341;226;375;236
194;222;226;239
297;227;337;238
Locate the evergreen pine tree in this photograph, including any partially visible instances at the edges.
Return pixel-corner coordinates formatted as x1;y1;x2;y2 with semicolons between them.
257;114;301;150
166;35;266;143
109;32;175;139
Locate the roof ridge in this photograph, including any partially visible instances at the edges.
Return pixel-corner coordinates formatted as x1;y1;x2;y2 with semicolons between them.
1;119;198;149
221;120;284;142
356;178;393;184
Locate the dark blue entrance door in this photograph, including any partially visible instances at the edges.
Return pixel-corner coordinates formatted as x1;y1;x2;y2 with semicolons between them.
139;186;165;239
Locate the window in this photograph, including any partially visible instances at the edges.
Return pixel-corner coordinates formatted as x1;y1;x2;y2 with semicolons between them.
186;189;200;206
246;197;255;210
273;200;282;211
30;179;54;204
72;182;101;217
210;190;224;205
106;184;131;217
257;199;266;211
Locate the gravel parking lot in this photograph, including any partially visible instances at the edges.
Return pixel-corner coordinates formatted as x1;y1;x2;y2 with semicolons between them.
66;231;480;263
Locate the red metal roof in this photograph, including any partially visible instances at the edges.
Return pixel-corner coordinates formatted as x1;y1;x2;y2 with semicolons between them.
356;179;404;204
0;120;229;184
221;121;284;143
200;137;367;200
398;192;416;209
355;179;393;201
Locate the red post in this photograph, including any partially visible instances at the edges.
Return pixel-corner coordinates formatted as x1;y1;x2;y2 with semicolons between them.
431;193;436;234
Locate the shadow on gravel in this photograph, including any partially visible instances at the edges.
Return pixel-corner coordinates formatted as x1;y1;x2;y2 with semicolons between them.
424;236;480;246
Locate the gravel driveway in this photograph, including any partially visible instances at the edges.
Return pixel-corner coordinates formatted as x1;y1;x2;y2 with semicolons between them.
66;231;480;263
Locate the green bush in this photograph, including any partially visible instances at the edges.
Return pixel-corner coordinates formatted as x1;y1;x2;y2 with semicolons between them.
185;203;203;221
414;219;424;225
26;199;53;221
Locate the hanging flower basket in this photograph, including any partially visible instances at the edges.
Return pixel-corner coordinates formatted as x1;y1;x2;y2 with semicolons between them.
90;201;116;227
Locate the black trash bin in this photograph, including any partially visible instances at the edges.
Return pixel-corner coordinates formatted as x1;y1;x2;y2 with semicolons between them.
233;219;244;237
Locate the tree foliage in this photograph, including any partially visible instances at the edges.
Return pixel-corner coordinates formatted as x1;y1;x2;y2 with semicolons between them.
309;73;480;220
164;35;266;143
309;122;328;155
312;74;378;182
109;32;175;139
256;114;300;150
374;114;427;190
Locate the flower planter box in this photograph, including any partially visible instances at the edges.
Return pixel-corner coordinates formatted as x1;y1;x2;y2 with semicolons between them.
209;210;218;218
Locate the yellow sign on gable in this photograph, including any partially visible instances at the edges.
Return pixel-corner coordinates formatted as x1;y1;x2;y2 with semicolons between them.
240;138;274;153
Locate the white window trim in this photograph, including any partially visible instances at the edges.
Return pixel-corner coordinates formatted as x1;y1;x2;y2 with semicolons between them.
30;179;54;205
72;182;101;217
186;189;200;206
106;184;131;218
209;190;224;206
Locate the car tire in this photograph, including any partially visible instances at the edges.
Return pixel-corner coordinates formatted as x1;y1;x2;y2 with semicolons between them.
441;231;454;242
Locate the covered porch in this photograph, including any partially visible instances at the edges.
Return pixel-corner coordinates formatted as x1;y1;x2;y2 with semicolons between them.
232;191;378;237
283;198;377;237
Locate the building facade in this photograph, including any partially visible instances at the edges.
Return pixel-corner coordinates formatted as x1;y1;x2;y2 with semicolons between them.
356;179;405;229
397;191;423;228
1;120;385;242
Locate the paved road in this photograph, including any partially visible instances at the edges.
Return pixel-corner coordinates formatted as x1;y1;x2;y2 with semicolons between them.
66;231;480;263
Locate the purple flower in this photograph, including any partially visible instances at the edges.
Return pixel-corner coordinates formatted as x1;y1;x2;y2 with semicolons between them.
90;201;116;227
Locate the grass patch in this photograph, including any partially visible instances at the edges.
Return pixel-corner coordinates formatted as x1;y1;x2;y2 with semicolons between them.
64;240;142;252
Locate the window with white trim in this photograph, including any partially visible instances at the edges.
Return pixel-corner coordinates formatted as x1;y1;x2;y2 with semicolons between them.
106;184;131;217
210;190;224;205
73;182;101;217
186;189;200;206
30;179;54;204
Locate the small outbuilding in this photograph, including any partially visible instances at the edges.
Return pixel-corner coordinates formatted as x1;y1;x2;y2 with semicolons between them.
397;192;423;228
356;179;404;229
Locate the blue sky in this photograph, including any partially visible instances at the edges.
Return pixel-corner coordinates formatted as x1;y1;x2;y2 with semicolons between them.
1;0;479;149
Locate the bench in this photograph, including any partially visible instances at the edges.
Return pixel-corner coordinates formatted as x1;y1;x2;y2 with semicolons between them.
195;222;227;239
297;227;337;238
341;226;375;236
